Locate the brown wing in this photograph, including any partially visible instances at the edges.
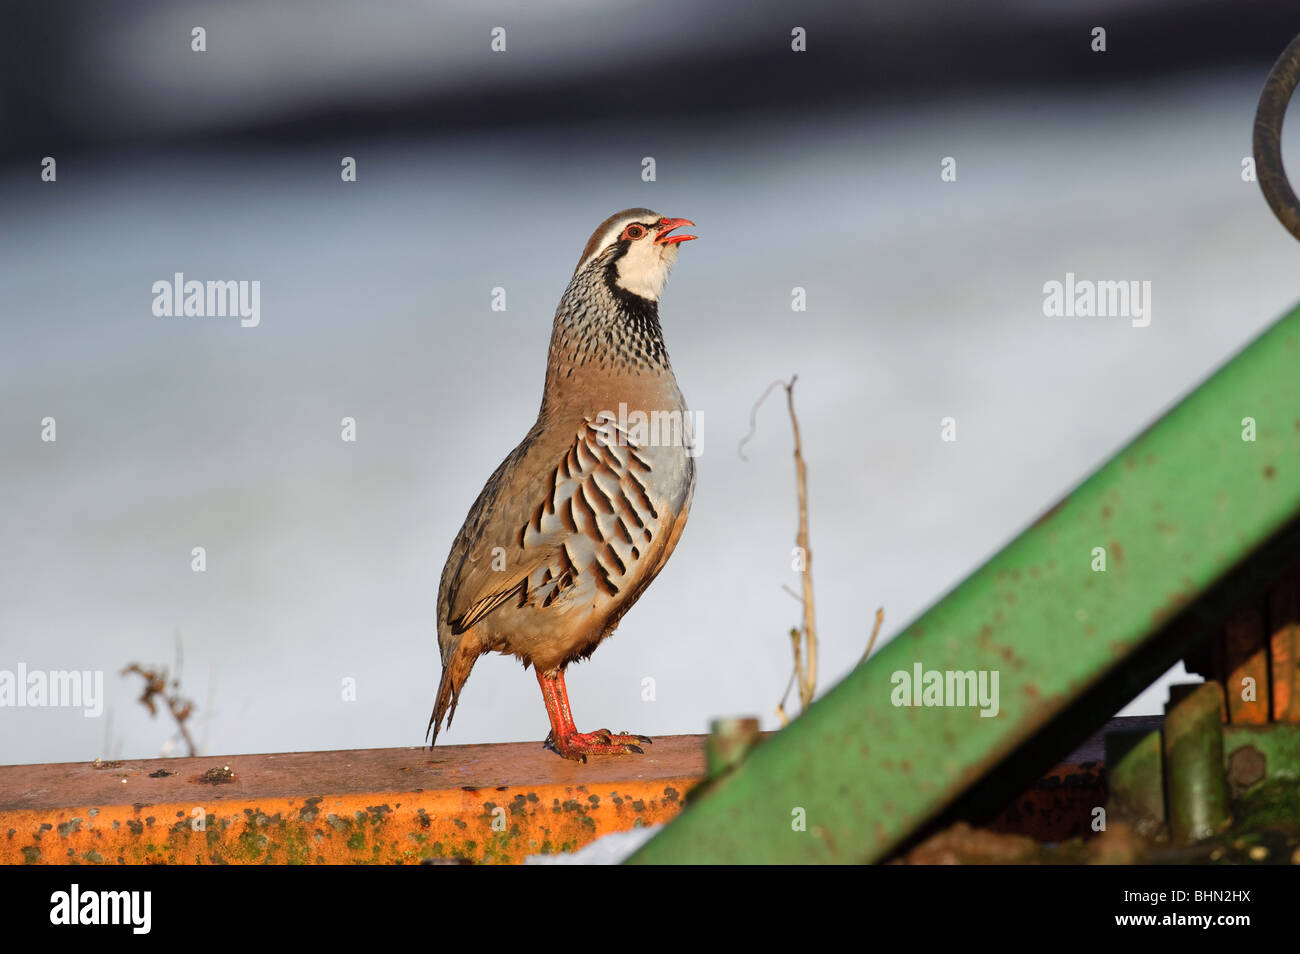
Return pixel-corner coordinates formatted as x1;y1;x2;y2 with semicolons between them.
439;416;663;644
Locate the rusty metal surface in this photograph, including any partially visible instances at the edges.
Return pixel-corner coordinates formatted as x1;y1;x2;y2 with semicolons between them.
0;736;705;864
1270;571;1300;721
982;760;1105;843
1255;30;1300;243
1187;567;1300;724
1224;606;1270;724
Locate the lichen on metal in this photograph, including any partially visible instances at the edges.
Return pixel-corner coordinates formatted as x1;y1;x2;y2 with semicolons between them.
1225;725;1300;789
0;737;704;864
629;302;1300;864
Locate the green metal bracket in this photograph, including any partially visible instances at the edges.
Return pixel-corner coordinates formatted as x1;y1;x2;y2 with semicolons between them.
629;303;1300;864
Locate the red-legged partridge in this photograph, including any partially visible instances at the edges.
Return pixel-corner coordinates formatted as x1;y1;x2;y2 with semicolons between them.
428;209;698;761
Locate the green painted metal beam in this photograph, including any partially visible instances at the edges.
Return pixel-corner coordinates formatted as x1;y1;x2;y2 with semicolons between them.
628;303;1300;864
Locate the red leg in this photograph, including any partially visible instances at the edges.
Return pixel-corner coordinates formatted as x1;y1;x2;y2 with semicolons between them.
535;668;651;762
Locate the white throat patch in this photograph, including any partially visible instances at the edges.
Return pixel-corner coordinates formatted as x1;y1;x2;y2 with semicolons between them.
613;239;679;301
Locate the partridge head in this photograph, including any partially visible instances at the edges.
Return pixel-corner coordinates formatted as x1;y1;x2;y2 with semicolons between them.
428;208;698;761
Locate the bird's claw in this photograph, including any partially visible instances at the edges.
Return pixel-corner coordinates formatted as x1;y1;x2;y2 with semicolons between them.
545;728;650;761
591;728;653;748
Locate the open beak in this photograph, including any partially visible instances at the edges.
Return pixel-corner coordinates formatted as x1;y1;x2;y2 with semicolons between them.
654;217;697;246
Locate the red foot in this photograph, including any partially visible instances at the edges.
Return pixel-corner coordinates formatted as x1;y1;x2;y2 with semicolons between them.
536;668;652;762
545;728;651;762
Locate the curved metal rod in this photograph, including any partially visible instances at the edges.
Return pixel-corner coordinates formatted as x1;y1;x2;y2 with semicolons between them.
1255;32;1300;243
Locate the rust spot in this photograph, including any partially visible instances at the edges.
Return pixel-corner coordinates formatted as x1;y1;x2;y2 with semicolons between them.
1109;541;1125;563
1264;465;1276;480
1101;505;1113;519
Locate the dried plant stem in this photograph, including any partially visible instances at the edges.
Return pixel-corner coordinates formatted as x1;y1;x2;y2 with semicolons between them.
786;379;817;709
743;375;819;719
862;607;885;663
123;631;197;757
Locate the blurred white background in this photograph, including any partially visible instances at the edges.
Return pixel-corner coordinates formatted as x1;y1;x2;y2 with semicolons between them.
2;1;1300;764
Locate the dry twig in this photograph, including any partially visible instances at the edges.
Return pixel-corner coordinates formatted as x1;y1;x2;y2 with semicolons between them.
741;375;817;720
122;631;197;757
743;378;887;727
863;607;885;663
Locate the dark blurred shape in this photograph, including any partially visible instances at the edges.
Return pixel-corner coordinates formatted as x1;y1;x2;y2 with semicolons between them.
2;0;1299;163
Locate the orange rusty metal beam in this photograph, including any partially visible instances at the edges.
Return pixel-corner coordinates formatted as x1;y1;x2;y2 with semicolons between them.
1224;606;1270;725
1270;569;1300;722
0;736;705;865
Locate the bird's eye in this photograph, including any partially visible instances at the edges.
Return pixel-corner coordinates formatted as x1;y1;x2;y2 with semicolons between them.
624;225;646;240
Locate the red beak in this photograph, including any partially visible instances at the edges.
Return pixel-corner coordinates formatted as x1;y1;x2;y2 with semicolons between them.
654;217;697;246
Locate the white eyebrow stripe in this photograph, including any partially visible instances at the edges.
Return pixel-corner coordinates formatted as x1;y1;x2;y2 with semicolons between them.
573;217;656;275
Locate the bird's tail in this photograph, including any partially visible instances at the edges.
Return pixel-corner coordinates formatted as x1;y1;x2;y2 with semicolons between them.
426;637;477;748
426;669;457;748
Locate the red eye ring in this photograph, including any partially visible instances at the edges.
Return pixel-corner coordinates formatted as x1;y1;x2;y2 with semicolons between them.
623;224;646;240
